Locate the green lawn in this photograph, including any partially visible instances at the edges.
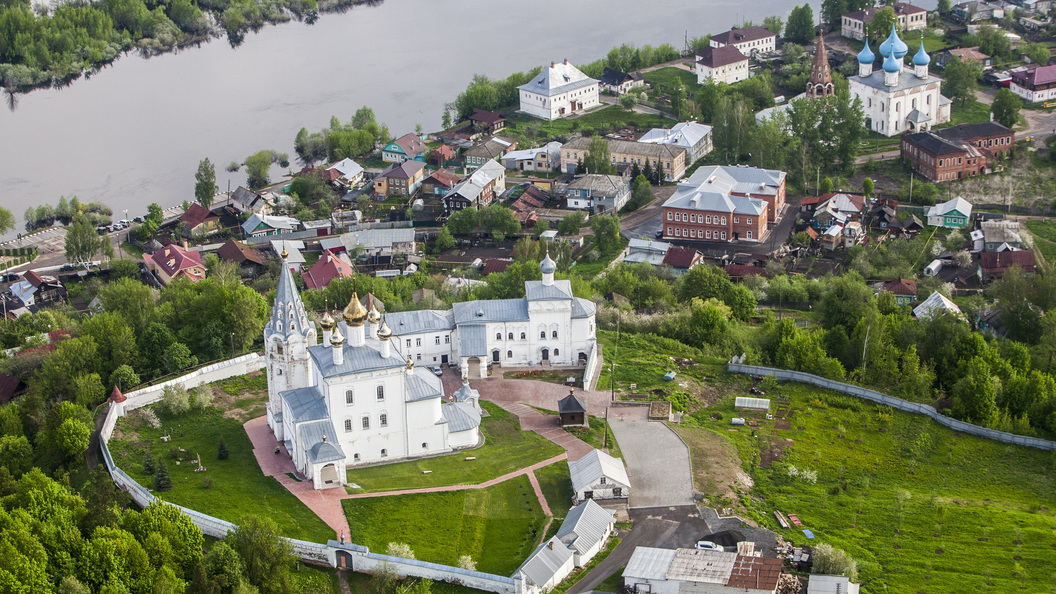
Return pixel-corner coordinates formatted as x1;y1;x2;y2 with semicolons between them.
941;98;992;128
346;571;485;594
596;329;727;395
570;236;629;278
683;381;1056;593
564;415;622;460
343;475;547;576
534;460;574;522
504;106;670;140
642;67;698;89
345;401;564;492
1025;219;1056;264
108;407;335;543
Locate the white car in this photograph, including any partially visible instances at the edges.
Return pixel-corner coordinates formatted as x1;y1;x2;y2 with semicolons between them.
694;540;722;551
431;366;443;377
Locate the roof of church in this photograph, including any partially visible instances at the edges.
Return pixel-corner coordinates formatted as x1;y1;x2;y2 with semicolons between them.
459;325;489;357
526;279;574;301
809;36;833;86
406;371;444;402
452;299;530;325
383;309;455;335
308;336;407;378
281;387;329;423
851;70;942;92
454;381;479;402
572;298;596;319
299;419;346;463
558;393;587;414
266;256;314;341
441;401;482;433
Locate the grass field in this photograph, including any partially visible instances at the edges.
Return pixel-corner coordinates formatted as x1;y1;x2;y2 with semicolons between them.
570;236;629;278
109;406;335;543
504;106;670;140
940;98;993;128
642;67;697;89
343;475;547;576
345;401;564;492
1025;219;1056;264
535;460;575;523
346;572;484;594
596;330;727;395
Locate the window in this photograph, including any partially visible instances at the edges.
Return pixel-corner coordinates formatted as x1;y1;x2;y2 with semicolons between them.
507;350;513;358
552;330;558;338
422;442;428;449
416;353;421;360
706;230;711;239
675;228;681;237
600;476;607;485
344;419;352;432
416;338;421;347
508;332;514;340
405;339;411;348
706;215;712;224
354;453;360;462
496;332;502;340
667;212;672;220
345;390;354;405
675;212;681;222
381;449;388;458
376;386;385;401
690;229;696;238
380;414;388;427
362;416;370;430
445;335;450;344
721;217;727;225
435;336;440;345
667;226;672;235
747;231;753;239
521;332;526;340
721;232;727;240
734;217;739;224
689;214;696;223
554;349;559;356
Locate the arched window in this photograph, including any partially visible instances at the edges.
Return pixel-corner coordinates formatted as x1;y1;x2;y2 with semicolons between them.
275;339;284;355
496;333;502;340
344;419;352;432
552;330;558;338
540;331;546;339
290;323;296;332
376;385;385;401
521;332;526;340
380;414;388;427
508;332;514;340
353;453;360;461
554;348;559;356
362;416;370;430
381;449;388;458
345;390;354;404
278;310;284;319
422;442;429;449
507;350;513;358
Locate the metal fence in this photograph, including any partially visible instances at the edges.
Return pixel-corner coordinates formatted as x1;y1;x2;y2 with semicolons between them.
727;363;1056;451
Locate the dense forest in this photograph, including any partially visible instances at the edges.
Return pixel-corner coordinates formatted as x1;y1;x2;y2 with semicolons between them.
0;0;376;90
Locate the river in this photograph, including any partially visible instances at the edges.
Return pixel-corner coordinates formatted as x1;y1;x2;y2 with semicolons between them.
0;0;935;234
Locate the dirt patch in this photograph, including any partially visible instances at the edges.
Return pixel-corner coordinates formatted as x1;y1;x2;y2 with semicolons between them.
672;426;754;513
759;437;792;469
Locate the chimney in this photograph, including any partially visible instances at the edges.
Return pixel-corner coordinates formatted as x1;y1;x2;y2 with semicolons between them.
547;541;554;550
181;239;189;249
563;58;568;65
551;61;556;68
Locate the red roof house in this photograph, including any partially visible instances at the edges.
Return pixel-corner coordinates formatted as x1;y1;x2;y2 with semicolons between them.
662;247;703;272
430;145;456;167
980;250;1036;281
301;249;354;289
143;243;206;285
481;258;513;275
178;203;221;238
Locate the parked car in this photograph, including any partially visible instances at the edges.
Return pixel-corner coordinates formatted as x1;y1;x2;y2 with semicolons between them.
694;540;722;551
655;230;663;238
96;226;109;235
133;216;144;223
431;366;443;377
1;273;19;282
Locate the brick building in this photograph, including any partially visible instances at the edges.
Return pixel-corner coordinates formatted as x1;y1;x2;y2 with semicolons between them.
900;122;1013;182
562;136;688;181
660;165;786;243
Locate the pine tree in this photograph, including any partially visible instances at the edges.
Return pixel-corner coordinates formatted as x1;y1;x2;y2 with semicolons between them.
154;459;173;491
217;437;229;460
143;452;155;475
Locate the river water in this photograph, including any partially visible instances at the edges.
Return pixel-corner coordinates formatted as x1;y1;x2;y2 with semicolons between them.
0;0;934;233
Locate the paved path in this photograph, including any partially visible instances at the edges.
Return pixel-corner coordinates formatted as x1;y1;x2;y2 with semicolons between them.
608;406;694;509
342;454;567;499
487;399;596;462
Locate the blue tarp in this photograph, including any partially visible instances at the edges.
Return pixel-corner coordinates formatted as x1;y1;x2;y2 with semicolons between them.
802;529;815;539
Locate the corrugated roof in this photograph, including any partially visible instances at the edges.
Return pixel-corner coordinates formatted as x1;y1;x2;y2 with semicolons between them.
624;547;677;581
458;325;488;357
667;549;737;583
629;238;671;254
853;70;943;92
516;537;574;586
711;25;775;45
662;248;700;269
913;291;963;320
573;298;596;320
563;136;686;162
298;419;346;463
452;299;530;324
557;499;615;554
281;387;329;423
405;371;443;402
696;44;748;68
883;278;918;296
726;555;782;590
566;174;628;198
569;450;630;494
441;401;482;433
639;122;713;151
526;280;574;301
928;196;973;218
518;61;598;97
308;338;407;378
385;309;455;336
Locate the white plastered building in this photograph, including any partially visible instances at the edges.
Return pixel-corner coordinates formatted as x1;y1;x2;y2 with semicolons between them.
518;59;600;121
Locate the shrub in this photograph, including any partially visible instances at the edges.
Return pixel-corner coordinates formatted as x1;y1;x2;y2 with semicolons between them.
143;452;155;474
154;460;173;491
218;437;229;460
158;385;190;416
386;542;415;559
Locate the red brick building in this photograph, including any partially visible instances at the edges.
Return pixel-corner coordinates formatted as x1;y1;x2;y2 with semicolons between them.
901;122;1014;183
660;165;785;243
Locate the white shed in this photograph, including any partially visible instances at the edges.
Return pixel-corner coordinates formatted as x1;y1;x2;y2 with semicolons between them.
923;259;943;277
568;450;630;504
556;499;616;567
515;537;575;594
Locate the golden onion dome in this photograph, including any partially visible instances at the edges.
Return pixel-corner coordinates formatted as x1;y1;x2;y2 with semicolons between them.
377;317;392;339
367;301;381;324
320;310;335;331
406;355;414;370
330;327;345;345
343;292;368;326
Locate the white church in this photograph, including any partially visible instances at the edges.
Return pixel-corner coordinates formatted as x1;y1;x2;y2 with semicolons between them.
849;24;950;137
264;253;597;489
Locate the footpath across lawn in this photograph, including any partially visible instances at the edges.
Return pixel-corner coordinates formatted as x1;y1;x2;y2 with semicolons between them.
109;406;334;543
343;475;547;576
346;401;564;492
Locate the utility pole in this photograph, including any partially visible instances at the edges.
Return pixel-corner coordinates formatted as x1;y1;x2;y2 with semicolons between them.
816;166;821;196
909;171;914;204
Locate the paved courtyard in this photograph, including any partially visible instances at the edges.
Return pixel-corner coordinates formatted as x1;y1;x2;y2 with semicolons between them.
608;406;694;509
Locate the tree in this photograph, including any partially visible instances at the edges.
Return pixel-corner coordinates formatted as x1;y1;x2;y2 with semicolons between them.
785;4;816;45
441;110;452;129
218;437;229;460
626;174;655;212
820;177;834;194
867;6;899;42
154;459;173;491
204;541;244;593
862;177;874;200
0;207;14;235
669;79;688;120
620;93;638;110
245;150;273;189
992;88;1022;129
195;158;218;209
822;0;847;26
435;226;457;251
226;516;295;594
812;543;859;582
558;212;586;235
583;135;615;175
479;205;521;238
446;209;479;236
590;214;622;253
763;15;783;37
1022;42;1050;66
942;56;979;107
953;356;999;426
937;0;951;12
65;216;101;264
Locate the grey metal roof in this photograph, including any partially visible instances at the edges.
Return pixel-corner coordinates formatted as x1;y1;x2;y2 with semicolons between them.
566;174;627;198
683;165;785;196
558;393;587;414
526;280;573;301
459;325;488;357
572;298;596;319
638;122;713;150
557;499;615;555
344;228;416;250
667;549;737;583
265;259;315;341
518;61;598;97
441;401;482;433
851;70;944;92
662;188;766;216
308;340;407;378
629;238;670;254
308;440;346;464
452;299;530;324
385;309;456;336
569;450;630;494
405;371;443;402
298;419;346;464
453;380;479;402
281;387;329;423
624;547;677;581
515;538;574;585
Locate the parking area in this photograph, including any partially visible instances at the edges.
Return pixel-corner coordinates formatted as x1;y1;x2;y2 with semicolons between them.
608;406;694;509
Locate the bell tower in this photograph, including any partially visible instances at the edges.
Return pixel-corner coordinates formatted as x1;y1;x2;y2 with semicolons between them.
806;35;834;98
264;248;317;441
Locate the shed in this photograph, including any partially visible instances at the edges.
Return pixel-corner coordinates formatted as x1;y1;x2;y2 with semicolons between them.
923;259;943;277
556;499;616;567
568;449;630;503
807;575;861;594
735;396;770;411
558;388;588;427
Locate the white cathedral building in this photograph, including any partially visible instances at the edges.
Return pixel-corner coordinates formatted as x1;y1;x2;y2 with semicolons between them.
849;24;951;137
264;253;597;489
